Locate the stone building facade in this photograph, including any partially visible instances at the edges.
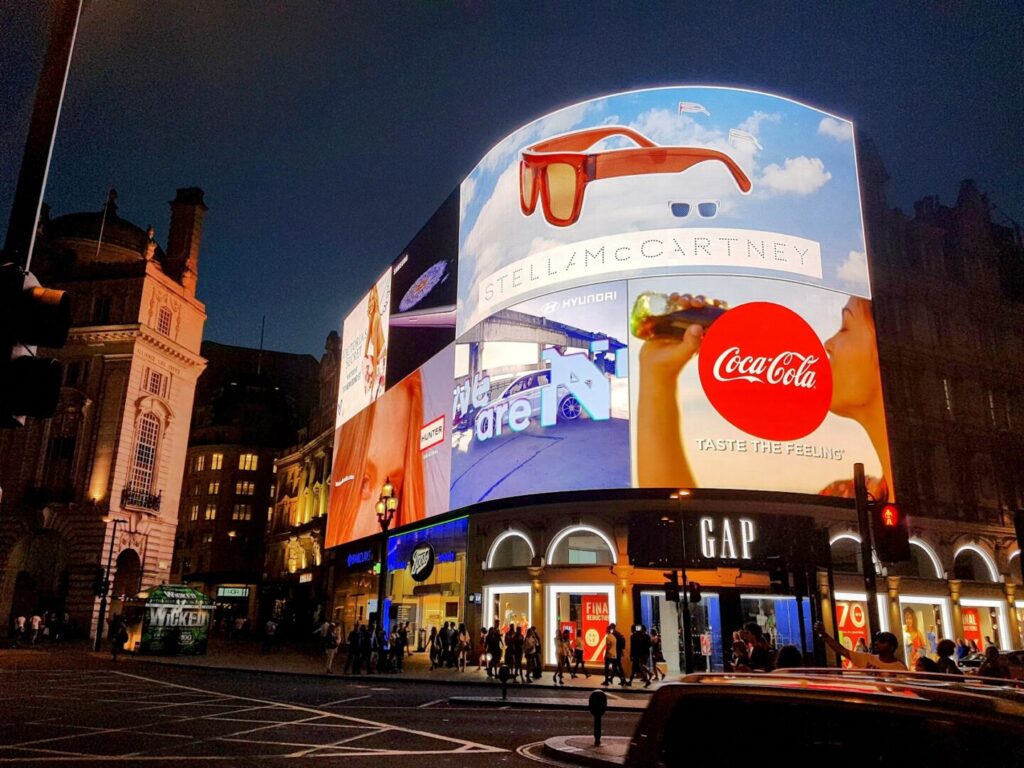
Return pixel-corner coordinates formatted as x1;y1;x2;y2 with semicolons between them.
170;341;318;622
0;189;208;641
261;331;340;632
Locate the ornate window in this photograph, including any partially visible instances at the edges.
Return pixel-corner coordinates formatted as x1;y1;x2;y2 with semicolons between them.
145;370;165;396
239;453;258;471
128;413;160;493
211;453;223;470
157;307;172;336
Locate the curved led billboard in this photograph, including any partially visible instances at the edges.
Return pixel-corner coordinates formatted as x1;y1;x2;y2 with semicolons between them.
329;86;892;548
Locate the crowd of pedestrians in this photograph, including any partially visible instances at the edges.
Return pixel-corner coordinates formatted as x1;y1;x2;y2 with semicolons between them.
9;611;75;647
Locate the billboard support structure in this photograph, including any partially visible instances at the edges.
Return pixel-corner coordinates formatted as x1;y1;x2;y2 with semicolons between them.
854;462;883;650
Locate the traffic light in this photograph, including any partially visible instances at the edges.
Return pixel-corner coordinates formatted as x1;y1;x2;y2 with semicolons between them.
688;581;702;603
871;500;910;563
767;555;790;593
91;566;106;596
663;570;680;602
0;263;71;427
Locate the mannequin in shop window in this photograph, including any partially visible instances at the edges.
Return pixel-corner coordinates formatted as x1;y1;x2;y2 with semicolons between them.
902;607;928;666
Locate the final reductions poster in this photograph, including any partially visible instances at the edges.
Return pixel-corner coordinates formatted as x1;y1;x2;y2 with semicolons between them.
581;595;610;662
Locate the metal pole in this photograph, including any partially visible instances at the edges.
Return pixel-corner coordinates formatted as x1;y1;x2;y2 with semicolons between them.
3;0;84;271
375;520;389;630
93;519;121;651
854;462;882;650
678;499;694;674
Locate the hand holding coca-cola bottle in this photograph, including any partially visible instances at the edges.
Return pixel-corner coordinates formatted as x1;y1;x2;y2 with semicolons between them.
635;293;727;380
634;292;726;489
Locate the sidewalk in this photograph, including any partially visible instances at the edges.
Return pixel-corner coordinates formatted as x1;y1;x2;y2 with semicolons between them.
136;636;669;695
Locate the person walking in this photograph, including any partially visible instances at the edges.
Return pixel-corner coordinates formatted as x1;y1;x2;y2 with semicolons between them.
344;626;359;674
570;632;591;678
523;627;538;683
428;626;440;670
627;625;651;687
324;623;340;673
457;623;470;672
602;624;618;685
393;624;407;672
476;627;488;672
486;625;503;678
650;628;666;681
262;617;278;653
510;625;525;682
612;623;628;685
553;629;572;685
111;619;128;662
30;613;43;644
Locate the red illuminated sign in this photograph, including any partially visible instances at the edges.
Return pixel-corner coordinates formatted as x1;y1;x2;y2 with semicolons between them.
698;302;832;440
881;504;898;527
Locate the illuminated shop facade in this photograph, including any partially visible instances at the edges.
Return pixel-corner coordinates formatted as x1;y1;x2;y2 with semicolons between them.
323;86;1024;665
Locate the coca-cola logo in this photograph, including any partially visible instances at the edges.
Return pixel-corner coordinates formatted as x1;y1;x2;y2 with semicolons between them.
409;542;435;582
698;302;831;441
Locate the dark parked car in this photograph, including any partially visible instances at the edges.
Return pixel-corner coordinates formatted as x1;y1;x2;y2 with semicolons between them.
627;672;1024;767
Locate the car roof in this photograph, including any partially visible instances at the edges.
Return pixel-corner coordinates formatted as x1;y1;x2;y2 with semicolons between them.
661;670;1024;719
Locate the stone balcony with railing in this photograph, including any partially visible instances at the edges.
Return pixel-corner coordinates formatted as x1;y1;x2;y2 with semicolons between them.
121;486;161;512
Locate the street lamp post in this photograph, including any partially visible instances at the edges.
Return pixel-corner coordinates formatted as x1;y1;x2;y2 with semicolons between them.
374;478;397;632
93;515;126;651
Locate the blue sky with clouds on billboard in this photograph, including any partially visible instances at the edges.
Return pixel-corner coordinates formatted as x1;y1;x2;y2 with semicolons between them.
458;86;869;334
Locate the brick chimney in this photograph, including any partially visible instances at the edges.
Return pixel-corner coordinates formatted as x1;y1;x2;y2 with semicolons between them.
165;187;207;295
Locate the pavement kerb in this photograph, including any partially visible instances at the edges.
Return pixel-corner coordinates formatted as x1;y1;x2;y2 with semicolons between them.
128;654;660;695
543;735;630;767
449;695;646;710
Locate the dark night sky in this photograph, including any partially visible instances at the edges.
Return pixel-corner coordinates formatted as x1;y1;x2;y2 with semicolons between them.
2;1;1022;356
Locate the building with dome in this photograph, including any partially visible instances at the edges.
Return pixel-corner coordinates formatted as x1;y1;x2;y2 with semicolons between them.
0;188;208;644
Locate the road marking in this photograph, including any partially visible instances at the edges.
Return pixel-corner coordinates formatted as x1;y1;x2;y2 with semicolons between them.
418;698;445;708
0;669;507;762
319;694;372;707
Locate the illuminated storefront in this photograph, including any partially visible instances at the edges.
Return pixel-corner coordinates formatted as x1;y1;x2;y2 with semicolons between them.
385;517;468;636
329;542;380;638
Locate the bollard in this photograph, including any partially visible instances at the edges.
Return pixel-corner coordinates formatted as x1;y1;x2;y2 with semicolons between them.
588;689;608;746
498;664;511;700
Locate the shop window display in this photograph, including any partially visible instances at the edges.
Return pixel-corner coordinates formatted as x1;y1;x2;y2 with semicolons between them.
898;599;951;666
484;586;531;634
960;601;1009;652
740;595;813;653
547;586;615;664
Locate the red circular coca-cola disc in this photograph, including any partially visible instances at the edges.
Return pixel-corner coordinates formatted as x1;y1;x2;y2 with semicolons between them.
697;302;832;441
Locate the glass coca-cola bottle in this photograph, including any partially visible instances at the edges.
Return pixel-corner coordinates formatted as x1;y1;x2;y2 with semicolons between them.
629;291;727;340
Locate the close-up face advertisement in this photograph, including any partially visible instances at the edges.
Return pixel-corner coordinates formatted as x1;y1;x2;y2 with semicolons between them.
329;86;892;548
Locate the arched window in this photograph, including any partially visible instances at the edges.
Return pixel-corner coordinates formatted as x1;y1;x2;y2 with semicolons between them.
486;530;535;569
112;549;142;598
887;540;943;579
953;545;998;582
546;525;616;566
129;413;160;492
830;535;864;574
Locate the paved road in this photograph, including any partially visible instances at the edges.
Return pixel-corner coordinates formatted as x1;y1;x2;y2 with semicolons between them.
0;649;642;767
